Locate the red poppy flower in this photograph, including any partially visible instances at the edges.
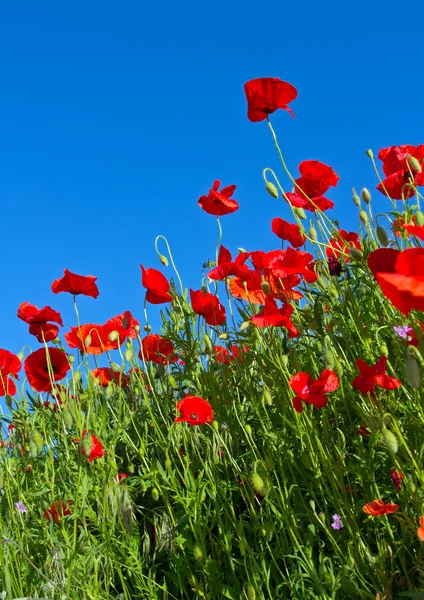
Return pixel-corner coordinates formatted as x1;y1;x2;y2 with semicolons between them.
81;430;105;462
289;369;339;413
250;297;299;337
376;145;424;200
418;516;424;541
394;215;417;237
352;356;401;394
368;248;424;316
0;349;21;396
52;269;99;298
326;230;362;262
284;160;339;212
392;469;404;492
198;180;239;216
214;345;249;364
24;347;71;392
115;473;128;483
140;265;172;304
174;396;213;426
362;499;399;516
65;324;114;355
18;301;64;343
102;311;140;348
401;223;424;241
244;77;298;122
207;246;250;280
356;424;371;437
92;367;129;388
190;289;226;326
272;218;306;248
139;334;178;364
44;500;72;524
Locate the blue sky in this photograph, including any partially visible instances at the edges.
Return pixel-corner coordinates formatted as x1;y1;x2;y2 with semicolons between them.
1;0;423;358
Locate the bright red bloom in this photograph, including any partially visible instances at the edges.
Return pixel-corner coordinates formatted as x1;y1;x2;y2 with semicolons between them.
377;145;424;200
394;215;417;237
418;515;424;541
102;311;140;347
92;367;129;387
198;180;239;216
175;396;213;426
289;369;339;413
251;297;299;337
207;246;250;280
81;430;105;462
244;77;298;122
115;473;128;483
139;334;178;364
190;289;226;326
272;218;306;248
0;349;21;396
52;269;99;298
401;223;424;241
362;499;399;516
44;500;72;524
18;301;64;343
368;248;424;315
326;230;362;262
214;345;249;364
140;265;172;304
352;356;401;394
65;324;113;355
392;469;404;492
24;347;71;392
285;160;339;212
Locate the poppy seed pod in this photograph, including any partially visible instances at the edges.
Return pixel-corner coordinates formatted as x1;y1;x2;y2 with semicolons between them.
245;583;256;600
82;433;93;457
31;430;43;452
359;210;369;226
366;149;374;159
218;333;229;341
361;188;371;204
265;181;279;198
379;344;389;356
238;247;248;254
144;324;152;332
408;155;422;173
239;539;247;557
63;410;73;429
376;226;389;247
124;349;133;361
108;330;120;343
245;424;252;435
352;189;361;207
67;354;75;364
262;389;273;406
110;361;121;373
29;440;38;458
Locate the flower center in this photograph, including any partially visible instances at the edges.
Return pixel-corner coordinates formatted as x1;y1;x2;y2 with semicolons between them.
189;412;199;421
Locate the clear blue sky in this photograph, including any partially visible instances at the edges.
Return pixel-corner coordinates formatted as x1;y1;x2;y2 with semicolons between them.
1;0;423;357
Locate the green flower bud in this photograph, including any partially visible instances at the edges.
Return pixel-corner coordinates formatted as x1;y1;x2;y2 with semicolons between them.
382;429;398;455
158;253;169;267
144;324;152;332
405;356;421;389
240;321;250;331
82;432;93;457
262;389;273;406
110;362;121;373
261;279;271;295
238;247;248;254
366;149;374;159
376;225;389;247
245;583;256;600
334;358;343;378
193;543;204;562
416;211;424;226
349;247;363;261
328;285;339;300
203;333;213;354
151;488;159;502
67;354;75;364
361;188;371;204
352;188;361;207
379;344;389;356
5;395;13;409
17;351;25;362
324;348;335;370
201;284;208;294
250;472;267;496
359;210;369;226
245;424;252;435
281;354;289;367
165;459;172;470
308;225;318;241
30;430;43;453
265;181;279;198
408;155;422;173
239;539;247;557
124;349;133;361
29;440;38;458
218;333;229;341
212;420;219;431
108;330;120;343
63;410;73;429
294;207;307;220
84;334;92;348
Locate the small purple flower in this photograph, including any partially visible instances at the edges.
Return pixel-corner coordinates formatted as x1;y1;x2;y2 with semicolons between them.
331;514;343;530
15;501;28;513
328;257;344;277
393;325;413;339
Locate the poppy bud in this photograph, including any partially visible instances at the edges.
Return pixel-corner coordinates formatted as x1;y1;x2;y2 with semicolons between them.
324;348;335;370
238;247;248;254
348;247;363;261
405;355;421;389
218;333;229;341
349;557;355;569
335;358;343;378
29;440;38;458
370;239;379;251
359;210;368;226
262;389;273;406
240;321;250;331
294;207;307;220
168;375;177;388
0;470;3;490
382;429;398;455
239;539;247;557
281;354;289;367
72;371;81;384
155;364;166;378
108;330;120;343
134;324;140;333
352;188;361;207
144;325;152;332
212;420;219;431
361;188;371;204
245;424;252;435
110;361;121;373
408;155;422;173
261;279;271;295
379;344;389;356
203;334;213;354
67;354;75;365
250;472;267;496
63;410;73;429
245;583;256;600
328;285;339;300
308;225;318;241
201;284;208;295
309;499;315;511
84;334;92;348
158;253;169;267
105;383;114;398
31;430;43;453
124;349;133;362
193;543;204;562
151;488;159;502
376;225;389;247
416;211;424;226
165;458;172;470
265;181;279;199
5;395;13;409
366;149;374;159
